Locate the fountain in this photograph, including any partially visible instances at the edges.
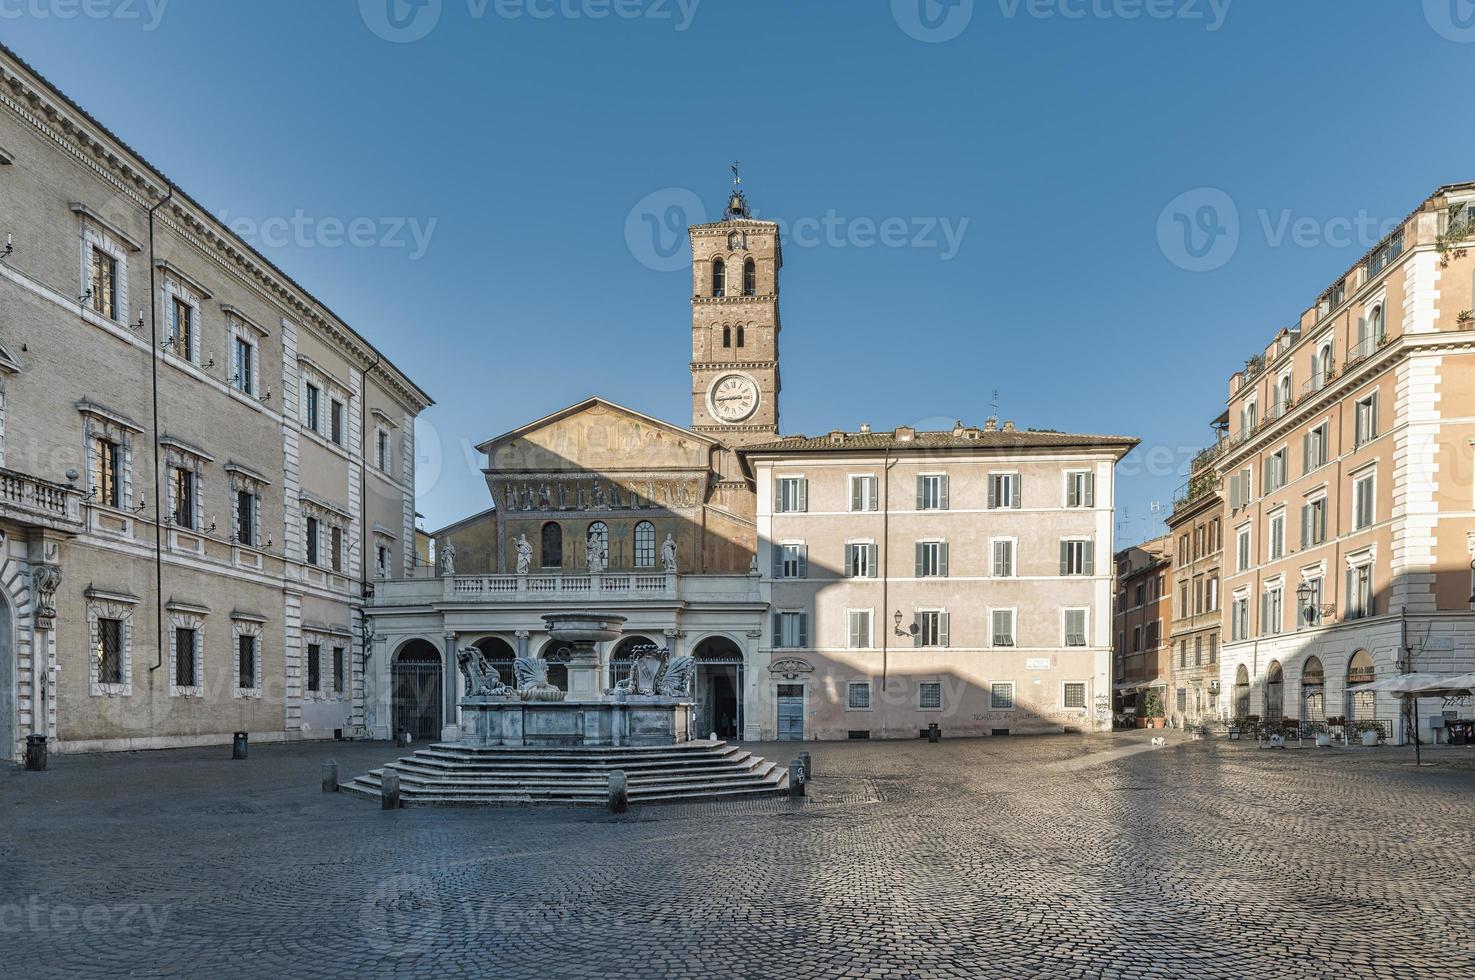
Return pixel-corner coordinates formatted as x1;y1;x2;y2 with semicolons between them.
454;612;696;747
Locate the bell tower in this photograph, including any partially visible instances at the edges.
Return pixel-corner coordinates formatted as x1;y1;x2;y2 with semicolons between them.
689;168;781;448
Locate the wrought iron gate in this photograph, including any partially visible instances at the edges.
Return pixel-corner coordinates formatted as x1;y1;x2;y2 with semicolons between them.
391;654;442;742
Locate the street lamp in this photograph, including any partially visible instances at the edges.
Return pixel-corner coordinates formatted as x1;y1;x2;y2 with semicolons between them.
893;610;917;638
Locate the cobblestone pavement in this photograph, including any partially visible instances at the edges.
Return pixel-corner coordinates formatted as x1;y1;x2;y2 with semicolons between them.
3;733;1474;979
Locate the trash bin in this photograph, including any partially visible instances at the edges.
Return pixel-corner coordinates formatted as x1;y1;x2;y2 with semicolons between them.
24;733;47;772
232;731;248;760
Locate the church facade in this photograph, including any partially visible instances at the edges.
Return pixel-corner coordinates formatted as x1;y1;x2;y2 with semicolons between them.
364;186;1136;742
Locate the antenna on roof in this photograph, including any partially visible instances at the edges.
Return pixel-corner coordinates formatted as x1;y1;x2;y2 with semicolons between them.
991;389;1000;417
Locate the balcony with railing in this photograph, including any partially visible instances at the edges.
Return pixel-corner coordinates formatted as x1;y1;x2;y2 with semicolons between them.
369;569;763;607
0;467;85;532
1343;332;1388;372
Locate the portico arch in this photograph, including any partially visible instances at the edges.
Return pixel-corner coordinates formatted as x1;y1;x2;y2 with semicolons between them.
1346;649;1376;720
1301;656;1325;723
390;639;442;742
538;638;572;691
1264;661;1285;724
472;636;516;684
608;635;659;689
693;635;744;740
0;591;14;762
1234;664;1251;719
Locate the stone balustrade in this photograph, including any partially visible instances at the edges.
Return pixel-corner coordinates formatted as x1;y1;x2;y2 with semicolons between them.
368;570;761;607
0;466;85;531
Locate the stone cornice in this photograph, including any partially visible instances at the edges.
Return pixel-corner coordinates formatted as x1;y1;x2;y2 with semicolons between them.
0;47;431;414
692;295;777;306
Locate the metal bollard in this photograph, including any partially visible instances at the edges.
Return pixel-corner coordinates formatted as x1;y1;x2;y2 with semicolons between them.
232;731;248;760
928;723;941;743
608;770;629;813
788;759;806;798
322;759;340;793
380;769;401;810
24;734;47;772
798;751;812;779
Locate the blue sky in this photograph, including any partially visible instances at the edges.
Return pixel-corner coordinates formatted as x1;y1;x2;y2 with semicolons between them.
6;0;1473;543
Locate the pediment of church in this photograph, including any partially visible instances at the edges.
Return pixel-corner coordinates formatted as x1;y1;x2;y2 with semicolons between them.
479;397;715;474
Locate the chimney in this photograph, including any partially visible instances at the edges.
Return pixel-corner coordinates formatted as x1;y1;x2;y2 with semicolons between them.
894;426;916;442
983;417;999;432
952;420;965;437
859;423;871;434
1002;420;1016;432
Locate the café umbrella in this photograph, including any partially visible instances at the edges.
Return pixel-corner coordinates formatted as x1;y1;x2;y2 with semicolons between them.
1362;672;1475;764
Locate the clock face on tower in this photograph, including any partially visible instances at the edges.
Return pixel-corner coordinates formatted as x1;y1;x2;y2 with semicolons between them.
707;373;759;423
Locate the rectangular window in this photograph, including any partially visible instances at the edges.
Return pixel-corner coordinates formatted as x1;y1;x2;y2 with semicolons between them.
1231;596;1249;642
1302;497;1327;548
919;682;943;710
991;608;1016;648
1131;625;1143;652
95;438;122;509
1178;580;1189;618
307;643;322;694
1264;448;1287;493
1353;471;1375;530
1268;512;1285;561
1262;586;1284;636
237;634;257;690
916;610;948;648
1304;422;1329;472
90;247;118;320
305;384;321;432
1063;608;1088;647
376;544;390;577
1060;539;1094;576
1354;393;1378;447
778;543;808;579
990;682;1015;710
849;475;877;512
775;476;807;513
1062;682;1087;709
845;542;877;578
96;617;124;685
774;611;808;648
330;400;344;445
847;682;871;710
917;474;949;511
331;525;344;572
170;297;194;359
992;539;1015;578
233;336;255;395
1236;527;1251;572
174;627;197;688
236;490;257;546
1347;563;1373;619
847;609;872;650
377;430;392;472
1065;470;1094;508
172;467;195;529
333;646;346;695
988;473;1021;509
1298;577;1324;629
916;541;948;578
306;517;320;566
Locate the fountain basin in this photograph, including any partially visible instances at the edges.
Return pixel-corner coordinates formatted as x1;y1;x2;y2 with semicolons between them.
460;696;693;747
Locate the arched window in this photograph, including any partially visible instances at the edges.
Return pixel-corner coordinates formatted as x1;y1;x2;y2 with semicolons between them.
743;259;757;296
540;522;562;569
712;259;726;298
722;326;731;348
634;521;656;568
1234;664;1251;719
1347;649;1376;720
1264;661;1284;723
1315;342;1334;388
1301;656;1325;723
736;325;745;348
587;522;608;568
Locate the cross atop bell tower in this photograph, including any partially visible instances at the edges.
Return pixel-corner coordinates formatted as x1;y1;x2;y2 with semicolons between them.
688;167;782;448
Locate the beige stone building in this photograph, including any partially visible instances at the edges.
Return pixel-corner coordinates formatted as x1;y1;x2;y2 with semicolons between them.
1164;439;1225;729
1216;182;1475;742
0;45;429;759
371;184;1137;741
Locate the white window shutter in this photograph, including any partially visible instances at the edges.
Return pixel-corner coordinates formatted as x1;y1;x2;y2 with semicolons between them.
988;476;997;509
913;614;923;648
916;476;925;510
1084;473;1095;508
1013;476;1022;509
1059;541;1069;576
940;475;950;510
939;542;949;578
1083;541;1095;576
851;478;861;512
798;545;808;579
915;542;924;577
939;612;950;649
867;544;878;578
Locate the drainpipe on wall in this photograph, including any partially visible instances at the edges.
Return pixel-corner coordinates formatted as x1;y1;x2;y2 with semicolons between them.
146;183;174;672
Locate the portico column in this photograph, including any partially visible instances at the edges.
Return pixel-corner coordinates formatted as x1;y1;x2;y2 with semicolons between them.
664;627;683;659
515;629;530;659
442;630;460;741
